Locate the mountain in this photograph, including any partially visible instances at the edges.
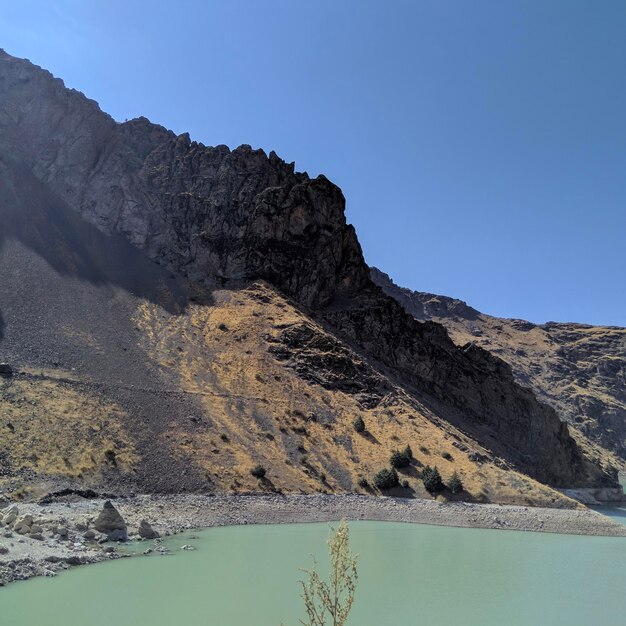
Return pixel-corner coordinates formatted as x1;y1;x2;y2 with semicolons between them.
0;50;615;506
371;268;625;467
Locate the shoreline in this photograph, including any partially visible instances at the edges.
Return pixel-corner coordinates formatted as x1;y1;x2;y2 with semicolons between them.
1;494;625;587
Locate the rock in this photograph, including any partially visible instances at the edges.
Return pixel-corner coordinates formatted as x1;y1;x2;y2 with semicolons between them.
3;507;18;527
29;525;43;534
138;520;159;540
83;530;96;540
14;515;34;534
93;501;127;541
30;532;44;541
0;546;8;555
0;363;13;378
180;544;195;551
56;527;69;538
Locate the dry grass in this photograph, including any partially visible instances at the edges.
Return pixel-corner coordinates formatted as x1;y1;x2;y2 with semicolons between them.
0;377;138;480
132;282;575;506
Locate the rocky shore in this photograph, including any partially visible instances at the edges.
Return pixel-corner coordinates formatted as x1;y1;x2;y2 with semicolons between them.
1;494;624;587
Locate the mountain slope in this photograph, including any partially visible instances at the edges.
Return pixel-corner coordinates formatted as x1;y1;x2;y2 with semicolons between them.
0;50;614;504
371;268;625;467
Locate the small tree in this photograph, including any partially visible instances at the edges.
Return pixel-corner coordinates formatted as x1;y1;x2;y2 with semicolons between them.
448;470;463;494
292;521;358;626
421;465;444;493
390;450;410;469
403;445;413;460
353;416;366;433
373;467;399;490
251;465;267;479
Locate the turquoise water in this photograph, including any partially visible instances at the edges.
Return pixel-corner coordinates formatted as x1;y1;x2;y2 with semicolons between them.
2;521;625;626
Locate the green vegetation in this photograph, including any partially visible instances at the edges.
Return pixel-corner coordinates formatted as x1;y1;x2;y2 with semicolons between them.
390;445;413;469
251;465;267;479
353;416;366;433
357;477;369;489
373;467;399;490
291;521;358;626
448;470;463;494
421;465;444;493
401;479;410;489
441;451;453;461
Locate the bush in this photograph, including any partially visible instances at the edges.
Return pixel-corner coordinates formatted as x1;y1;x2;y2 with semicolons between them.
390;448;411;469
357;477;369;489
353;416;366;433
448;470;463;494
421;465;444;493
441;451;453;461
401;479;410;489
250;465;267;479
373;468;399;490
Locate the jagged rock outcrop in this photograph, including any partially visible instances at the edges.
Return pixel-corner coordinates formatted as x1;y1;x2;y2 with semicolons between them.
371;267;626;464
0;49;611;494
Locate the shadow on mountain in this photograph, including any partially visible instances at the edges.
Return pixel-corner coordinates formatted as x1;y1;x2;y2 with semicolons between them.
0;158;194;315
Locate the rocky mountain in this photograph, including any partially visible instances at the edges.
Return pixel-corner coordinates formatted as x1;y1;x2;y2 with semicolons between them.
371;268;625;466
0;50;616;506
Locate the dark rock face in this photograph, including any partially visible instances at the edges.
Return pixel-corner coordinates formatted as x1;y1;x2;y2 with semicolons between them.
371;267;626;463
0;50;368;311
267;322;391;409
0;50;606;488
93;501;127;541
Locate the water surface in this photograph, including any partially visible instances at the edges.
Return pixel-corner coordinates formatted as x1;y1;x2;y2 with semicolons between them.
2;521;624;626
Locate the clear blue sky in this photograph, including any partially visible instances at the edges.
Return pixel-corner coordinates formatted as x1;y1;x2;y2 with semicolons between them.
1;1;625;325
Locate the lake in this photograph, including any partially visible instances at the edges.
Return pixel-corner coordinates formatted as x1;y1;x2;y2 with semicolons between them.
2;520;624;626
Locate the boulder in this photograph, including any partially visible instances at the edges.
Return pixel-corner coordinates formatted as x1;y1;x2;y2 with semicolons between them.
138;520;159;540
93;501;127;541
3;506;18;527
14;515;34;534
0;363;13;378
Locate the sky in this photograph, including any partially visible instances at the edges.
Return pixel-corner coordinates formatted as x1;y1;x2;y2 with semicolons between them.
1;1;625;325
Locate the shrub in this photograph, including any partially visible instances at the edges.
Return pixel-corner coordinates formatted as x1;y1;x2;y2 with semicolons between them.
421;465;444;493
390;448;411;469
353;416;366;433
401;479;410;489
298;521;358;626
357;477;369;489
442;451;453;461
448;470;463;494
373;467;399;490
250;465;267;479
403;445;413;459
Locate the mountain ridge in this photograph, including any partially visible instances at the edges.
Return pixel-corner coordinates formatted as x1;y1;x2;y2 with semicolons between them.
371;267;625;466
0;50;615;504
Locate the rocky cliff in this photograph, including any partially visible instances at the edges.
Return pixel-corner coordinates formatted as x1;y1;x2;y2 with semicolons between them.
371;268;625;467
0;50;613;502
